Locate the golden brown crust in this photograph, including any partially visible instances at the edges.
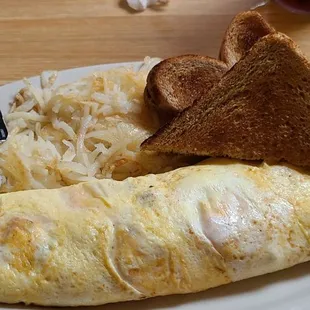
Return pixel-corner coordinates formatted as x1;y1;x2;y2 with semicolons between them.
142;33;310;167
219;11;275;69
144;87;175;125
145;55;228;125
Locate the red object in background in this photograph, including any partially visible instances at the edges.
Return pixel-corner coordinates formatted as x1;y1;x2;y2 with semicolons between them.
275;0;310;13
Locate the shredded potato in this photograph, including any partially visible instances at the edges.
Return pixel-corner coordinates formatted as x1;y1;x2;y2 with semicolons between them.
0;57;190;193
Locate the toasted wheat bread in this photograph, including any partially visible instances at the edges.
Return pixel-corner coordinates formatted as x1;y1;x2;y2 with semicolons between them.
142;33;310;167
145;55;228;124
145;11;274;124
220;11;275;69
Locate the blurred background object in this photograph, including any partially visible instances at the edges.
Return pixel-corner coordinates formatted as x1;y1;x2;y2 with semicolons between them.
127;0;169;11
0;0;309;85
275;0;310;13
257;0;310;13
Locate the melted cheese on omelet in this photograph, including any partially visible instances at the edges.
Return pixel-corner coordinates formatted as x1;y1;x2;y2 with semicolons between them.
0;159;308;306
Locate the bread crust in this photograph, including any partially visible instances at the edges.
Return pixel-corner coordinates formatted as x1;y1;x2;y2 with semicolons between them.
219;11;275;68
145;55;228;124
145;11;275;126
142;33;310;167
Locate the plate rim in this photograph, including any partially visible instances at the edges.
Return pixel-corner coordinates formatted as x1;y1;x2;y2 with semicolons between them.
0;61;143;116
0;61;143;90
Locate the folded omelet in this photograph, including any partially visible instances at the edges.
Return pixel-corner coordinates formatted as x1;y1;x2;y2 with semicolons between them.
0;159;309;306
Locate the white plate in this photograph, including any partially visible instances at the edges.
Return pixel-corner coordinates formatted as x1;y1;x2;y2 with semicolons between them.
0;61;142;115
0;62;309;310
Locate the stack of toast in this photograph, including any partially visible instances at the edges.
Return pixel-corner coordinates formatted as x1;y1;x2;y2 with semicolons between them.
142;11;310;167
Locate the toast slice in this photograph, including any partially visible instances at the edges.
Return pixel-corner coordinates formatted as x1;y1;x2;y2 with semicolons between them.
220;11;275;69
145;11;274;124
142;33;310;167
145;55;228;124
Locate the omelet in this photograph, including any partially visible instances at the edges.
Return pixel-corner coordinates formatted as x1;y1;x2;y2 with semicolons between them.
0;158;309;306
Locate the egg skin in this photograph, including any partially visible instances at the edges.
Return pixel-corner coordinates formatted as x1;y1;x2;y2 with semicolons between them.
0;159;308;306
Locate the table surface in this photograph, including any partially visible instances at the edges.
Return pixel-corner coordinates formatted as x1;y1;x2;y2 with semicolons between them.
0;0;310;85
